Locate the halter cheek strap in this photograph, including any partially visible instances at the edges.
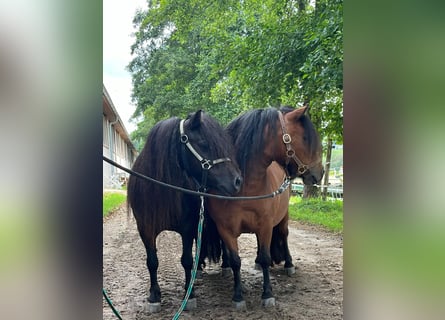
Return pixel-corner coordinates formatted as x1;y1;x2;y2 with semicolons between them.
180;119;231;191
278;111;310;175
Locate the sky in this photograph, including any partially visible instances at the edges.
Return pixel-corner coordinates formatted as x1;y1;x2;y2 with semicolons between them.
103;0;147;134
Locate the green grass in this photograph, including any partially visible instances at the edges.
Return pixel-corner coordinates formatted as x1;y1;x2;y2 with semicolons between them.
289;196;343;232
103;192;127;217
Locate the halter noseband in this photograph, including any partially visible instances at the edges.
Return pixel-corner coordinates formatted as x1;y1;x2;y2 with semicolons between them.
180;119;231;191
278;111;314;176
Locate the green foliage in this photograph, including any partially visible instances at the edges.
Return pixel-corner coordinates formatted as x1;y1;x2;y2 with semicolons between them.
128;0;343;145
289;197;343;232
103;192;127;217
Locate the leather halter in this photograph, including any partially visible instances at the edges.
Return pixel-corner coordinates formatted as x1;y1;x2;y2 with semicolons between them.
180;119;231;191
277;111;312;176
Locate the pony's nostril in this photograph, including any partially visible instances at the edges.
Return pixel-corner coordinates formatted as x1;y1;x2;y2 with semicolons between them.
234;176;242;189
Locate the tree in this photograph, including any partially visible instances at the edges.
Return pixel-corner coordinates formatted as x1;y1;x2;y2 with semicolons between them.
128;0;343;180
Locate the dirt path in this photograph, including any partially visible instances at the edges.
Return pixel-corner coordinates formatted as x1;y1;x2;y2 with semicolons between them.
103;205;343;319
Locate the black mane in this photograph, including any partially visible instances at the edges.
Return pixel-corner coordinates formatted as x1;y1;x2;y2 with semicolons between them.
226;106;319;174
226;108;278;174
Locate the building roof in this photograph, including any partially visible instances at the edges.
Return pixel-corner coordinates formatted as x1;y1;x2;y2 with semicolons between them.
103;84;137;154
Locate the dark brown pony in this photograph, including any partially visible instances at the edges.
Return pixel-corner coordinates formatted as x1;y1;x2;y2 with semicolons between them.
127;110;242;312
206;106;323;309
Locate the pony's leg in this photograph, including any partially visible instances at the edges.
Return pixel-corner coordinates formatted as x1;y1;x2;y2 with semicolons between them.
256;229;275;307
220;235;245;309
221;241;232;277
221;241;229;268
254;236;262;270
196;256;204;279
278;215;295;275
140;234;162;312
181;232;197;310
229;250;245;309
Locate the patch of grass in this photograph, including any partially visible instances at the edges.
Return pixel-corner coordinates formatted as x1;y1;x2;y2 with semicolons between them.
289;197;343;232
103;192;126;217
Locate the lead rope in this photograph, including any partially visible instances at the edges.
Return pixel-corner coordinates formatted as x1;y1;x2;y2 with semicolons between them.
103;288;123;320
103;155;290;200
172;195;205;320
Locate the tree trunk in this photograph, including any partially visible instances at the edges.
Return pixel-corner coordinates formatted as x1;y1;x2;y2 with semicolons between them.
298;0;307;12
322;138;333;201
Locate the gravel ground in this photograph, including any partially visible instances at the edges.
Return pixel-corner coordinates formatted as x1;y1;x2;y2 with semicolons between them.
103;205;343;319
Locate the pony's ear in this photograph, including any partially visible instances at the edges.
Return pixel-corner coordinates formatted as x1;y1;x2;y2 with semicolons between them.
287;106;308;121
189;110;203;130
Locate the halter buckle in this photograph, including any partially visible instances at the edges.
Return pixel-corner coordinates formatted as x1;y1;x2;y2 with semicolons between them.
282;133;292;144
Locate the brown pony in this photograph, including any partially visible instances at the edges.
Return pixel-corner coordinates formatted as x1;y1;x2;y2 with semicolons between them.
206;106;324;309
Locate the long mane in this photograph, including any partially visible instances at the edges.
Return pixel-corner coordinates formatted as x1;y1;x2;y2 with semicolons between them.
127;117;193;235
226;108;279;174
194;112;235;160
226;106;320;175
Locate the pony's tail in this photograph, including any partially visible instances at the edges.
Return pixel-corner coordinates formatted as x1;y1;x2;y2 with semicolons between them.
126;198;132;221
200;212;222;265
126;175;135;221
270;225;286;265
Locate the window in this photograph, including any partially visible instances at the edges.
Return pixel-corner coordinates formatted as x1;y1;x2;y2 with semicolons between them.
103;116;109;146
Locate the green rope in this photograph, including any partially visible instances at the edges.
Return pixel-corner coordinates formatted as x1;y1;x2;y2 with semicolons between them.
172;196;205;320
103;288;123;320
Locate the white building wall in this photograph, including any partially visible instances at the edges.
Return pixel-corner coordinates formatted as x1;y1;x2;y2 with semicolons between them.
103;121;136;189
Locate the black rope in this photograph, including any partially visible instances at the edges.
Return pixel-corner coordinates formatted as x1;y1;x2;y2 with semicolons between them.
103;156;290;200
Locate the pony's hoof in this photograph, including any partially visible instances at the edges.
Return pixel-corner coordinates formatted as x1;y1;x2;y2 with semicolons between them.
285;266;296;276
184;298;197;310
146;302;161;313
254;263;262;271
196;270;203;279
262;297;276;307
232;300;247;311
221;267;232;278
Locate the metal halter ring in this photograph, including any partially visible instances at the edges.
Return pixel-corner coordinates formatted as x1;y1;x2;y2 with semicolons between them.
282;133;292;144
180;134;189;143
201;159;212;170
298;166;308;174
286;149;295;158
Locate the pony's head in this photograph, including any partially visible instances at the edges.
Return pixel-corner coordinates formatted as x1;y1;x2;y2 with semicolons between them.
180;110;242;195
277;106;324;185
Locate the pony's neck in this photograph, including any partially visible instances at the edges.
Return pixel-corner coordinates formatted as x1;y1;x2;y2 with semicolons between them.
242;154;273;189
240;118;284;191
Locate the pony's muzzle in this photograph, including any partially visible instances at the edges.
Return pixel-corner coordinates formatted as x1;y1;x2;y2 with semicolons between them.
303;166;324;185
